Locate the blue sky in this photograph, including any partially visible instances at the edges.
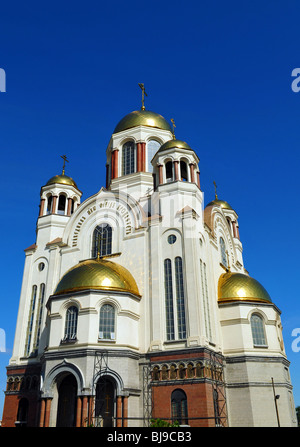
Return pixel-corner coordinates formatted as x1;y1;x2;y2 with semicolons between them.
1;0;300;420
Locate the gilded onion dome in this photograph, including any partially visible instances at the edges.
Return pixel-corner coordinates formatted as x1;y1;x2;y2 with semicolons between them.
206;199;233;210
158;139;192;152
218;271;272;303
113;110;172;134
45;173;79;190
53;258;140;297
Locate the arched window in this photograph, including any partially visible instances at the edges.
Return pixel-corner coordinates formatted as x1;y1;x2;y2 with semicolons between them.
187;363;194;378
153;366;160;381
122;141;135;175
180;160;188;181
175;257;186;339
64;306;78;341
251;314;267;346
219;237;227;267
99;304;115;340
46;195;53;214
25;285;37;356
147;140;160;172
171;389;188;425
92;224;112;258
164;259;175;340
162;365;169;380
178;364;186;379
57;194;66;215
33;283;45;351
165;161;173;182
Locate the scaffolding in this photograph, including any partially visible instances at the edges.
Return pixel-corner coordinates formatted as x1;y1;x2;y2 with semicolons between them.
142;363;153;427
209;351;227;427
92;350;109;427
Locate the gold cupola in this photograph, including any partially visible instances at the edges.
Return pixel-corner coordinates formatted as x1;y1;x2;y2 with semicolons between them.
45;174;79;189
53;258;140;297
206;181;234;211
113;109;172;134
218;271;272;304
157;139;192;152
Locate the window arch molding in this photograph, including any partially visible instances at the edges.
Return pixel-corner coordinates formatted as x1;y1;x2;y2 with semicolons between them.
59;299;81;317
249;311;268;347
96;297;121;315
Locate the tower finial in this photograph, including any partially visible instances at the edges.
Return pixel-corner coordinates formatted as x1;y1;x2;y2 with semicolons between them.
60;155;69;175
213;180;218;200
138;83;147;110
170;118;176;139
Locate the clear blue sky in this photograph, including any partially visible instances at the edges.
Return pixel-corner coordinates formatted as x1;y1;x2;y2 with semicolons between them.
1;0;300;420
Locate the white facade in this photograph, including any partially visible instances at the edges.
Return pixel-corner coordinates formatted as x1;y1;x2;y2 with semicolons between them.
4;108;297;428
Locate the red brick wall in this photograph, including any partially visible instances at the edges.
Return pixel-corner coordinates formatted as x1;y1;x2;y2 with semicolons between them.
152;382;216;427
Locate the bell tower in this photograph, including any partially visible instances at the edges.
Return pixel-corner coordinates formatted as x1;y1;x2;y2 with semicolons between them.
36;156;82;246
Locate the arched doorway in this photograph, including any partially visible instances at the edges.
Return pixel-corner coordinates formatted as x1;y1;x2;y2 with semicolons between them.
56;374;77;427
95;376;115;427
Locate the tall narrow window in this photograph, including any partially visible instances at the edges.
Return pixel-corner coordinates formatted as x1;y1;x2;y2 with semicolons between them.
180;160;188;181
25;285;37;356
46;195;53;214
251;314;267;346
171;389;188;425
64;306;78;341
57;194;66;215
164;259;175;340
147;140;160;172
175;257;186;339
165;161;173;182
200;259;212;340
219;237;227;267
33;283;45;351
92;224;112;258
99;304;115;340
122;141;135;175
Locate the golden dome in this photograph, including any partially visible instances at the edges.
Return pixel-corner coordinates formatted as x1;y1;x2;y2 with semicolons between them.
158;139;192;152
206;199;233;210
218;271;272;303
54;258;140;297
113;110;172;134
46;174;78;189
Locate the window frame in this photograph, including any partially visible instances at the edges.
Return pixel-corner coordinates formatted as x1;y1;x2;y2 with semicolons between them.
92;223;113;258
250;313;268;347
122;141;136;176
63;306;78;342
171;389;188;425
99;303;116;341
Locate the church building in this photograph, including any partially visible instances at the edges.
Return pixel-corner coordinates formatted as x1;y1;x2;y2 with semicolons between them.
1;90;297;427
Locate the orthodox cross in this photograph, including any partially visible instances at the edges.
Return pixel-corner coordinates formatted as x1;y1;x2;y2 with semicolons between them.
213;180;218;200
138;83;147;110
61;155;69;175
170;118;176;139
